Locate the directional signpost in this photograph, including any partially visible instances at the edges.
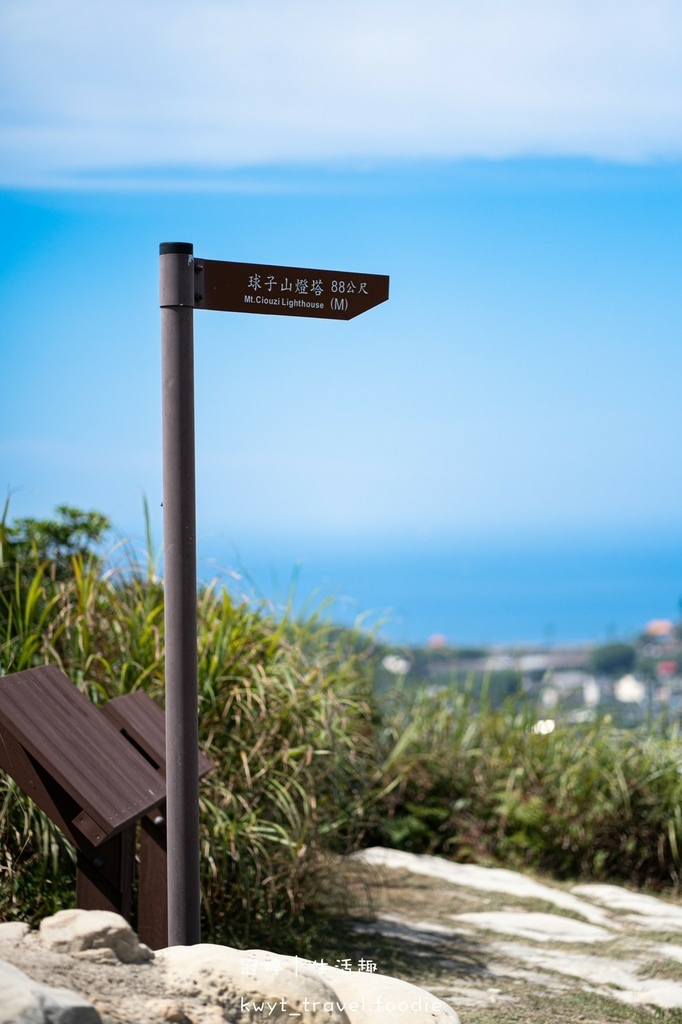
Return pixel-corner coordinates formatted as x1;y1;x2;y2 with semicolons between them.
195;259;389;319
159;243;388;946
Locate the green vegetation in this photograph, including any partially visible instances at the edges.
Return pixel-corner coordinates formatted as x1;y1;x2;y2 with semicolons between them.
2;503;682;953
374;680;682;886
590;641;637;677
0;503;379;949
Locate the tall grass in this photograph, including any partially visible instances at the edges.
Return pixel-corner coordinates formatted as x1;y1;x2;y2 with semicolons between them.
3;505;682;946
194;587;379;946
374;680;682;888
0;513;379;945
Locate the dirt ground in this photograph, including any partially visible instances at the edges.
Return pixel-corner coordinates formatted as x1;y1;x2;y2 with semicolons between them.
310;855;682;1024
5;855;682;1023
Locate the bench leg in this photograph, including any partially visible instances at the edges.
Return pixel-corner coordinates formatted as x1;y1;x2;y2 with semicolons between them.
76;824;135;922
138;811;168;949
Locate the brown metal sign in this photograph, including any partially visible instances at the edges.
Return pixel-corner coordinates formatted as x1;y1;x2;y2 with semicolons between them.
194;259;389;320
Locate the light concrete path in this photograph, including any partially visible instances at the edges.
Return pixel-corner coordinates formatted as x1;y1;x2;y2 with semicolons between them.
450;911;613;943
573;883;682;928
354;847;614;927
350;847;682;1018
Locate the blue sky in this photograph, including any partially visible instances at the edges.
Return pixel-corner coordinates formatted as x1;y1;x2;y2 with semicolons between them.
2;1;682;640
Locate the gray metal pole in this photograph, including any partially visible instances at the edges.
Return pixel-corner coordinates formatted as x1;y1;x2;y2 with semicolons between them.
159;242;201;946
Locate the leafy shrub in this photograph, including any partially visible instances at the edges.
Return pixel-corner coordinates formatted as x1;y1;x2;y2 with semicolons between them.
590;642;637;677
372;681;682;888
0;505;379;948
4;503;682;947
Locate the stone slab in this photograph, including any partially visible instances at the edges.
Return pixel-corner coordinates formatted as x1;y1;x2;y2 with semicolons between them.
572;883;682;929
493;941;682;1009
0;957;100;1024
39;909;153;963
156;943;460;1024
451;911;613;943
354;847;613;927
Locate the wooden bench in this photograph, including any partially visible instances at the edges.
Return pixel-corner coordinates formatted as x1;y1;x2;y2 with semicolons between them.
0;666;213;948
101;688;213;948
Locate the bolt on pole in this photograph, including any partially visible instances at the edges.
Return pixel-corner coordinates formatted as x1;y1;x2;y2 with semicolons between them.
159;242;201;946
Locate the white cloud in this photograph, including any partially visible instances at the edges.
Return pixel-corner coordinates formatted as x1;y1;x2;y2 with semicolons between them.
1;0;682;185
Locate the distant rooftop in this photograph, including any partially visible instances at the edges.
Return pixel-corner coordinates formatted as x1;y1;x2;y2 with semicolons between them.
644;619;674;637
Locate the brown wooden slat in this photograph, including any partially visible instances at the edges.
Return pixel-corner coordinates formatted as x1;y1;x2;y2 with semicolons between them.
72;810;109;846
0;734;131;874
102;690;214;779
0;667;166;835
0;731;81;844
1;726;135;914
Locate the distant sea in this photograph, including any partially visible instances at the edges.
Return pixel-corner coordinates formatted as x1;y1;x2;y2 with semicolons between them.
196;535;682;649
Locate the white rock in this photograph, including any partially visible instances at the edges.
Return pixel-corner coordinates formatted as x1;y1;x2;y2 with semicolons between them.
451;911;612;943
39;909;153;964
144;999;191;1022
572;884;682;928
296;960;460;1024
493;942;682;1009
656;944;682;964
0;957;100;1023
0;921;30;944
157;943;459;1023
72;947;120;964
354;847;613;927
157;944;350;1023
189;1009;225;1024
620;916;682;931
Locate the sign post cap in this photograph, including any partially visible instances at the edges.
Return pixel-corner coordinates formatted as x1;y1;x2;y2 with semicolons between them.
160;242;193;256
